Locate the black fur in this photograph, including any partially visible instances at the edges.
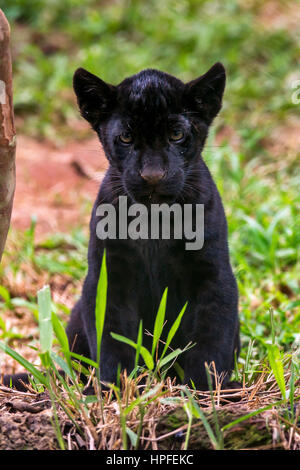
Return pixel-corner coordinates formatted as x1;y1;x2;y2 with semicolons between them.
3;63;240;391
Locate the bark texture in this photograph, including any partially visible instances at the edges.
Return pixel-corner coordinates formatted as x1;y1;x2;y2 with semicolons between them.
0;9;16;262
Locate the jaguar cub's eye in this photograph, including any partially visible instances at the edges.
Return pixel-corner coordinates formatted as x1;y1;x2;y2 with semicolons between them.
169;130;184;142
119;132;133;144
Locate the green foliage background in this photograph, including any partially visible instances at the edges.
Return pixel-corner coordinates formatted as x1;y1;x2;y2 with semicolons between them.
2;0;299;141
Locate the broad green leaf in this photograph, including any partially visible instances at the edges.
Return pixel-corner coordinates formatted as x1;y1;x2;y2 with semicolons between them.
37;285;53;354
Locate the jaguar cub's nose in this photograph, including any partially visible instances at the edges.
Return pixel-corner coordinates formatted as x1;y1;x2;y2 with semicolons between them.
140;167;165;185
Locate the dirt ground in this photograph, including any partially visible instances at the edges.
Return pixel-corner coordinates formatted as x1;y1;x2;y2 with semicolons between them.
11;133;108;239
0;387;58;450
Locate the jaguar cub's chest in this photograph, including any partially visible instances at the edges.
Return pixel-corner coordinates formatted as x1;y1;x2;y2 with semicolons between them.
136;238;184;302
138;239;164;282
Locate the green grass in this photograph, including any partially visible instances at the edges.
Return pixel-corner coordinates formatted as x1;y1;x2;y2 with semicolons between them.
204;132;300;359
1;0;299;141
0;251;299;449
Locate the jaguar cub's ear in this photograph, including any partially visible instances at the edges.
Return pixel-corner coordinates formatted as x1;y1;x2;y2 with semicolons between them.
73;68;116;128
185;62;226;125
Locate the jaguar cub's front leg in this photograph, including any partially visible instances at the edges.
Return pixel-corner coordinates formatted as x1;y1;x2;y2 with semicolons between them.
181;283;240;391
79;240;141;384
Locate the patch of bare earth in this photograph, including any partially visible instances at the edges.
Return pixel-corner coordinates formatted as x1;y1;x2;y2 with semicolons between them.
12;134;108;239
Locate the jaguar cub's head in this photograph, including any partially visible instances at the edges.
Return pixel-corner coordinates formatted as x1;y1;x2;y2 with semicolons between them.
73;64;225;204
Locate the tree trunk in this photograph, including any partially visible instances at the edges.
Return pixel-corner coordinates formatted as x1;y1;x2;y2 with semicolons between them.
0;9;16;263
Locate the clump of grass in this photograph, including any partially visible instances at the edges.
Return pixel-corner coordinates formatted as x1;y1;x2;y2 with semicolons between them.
0;251;299;450
0;251;188;449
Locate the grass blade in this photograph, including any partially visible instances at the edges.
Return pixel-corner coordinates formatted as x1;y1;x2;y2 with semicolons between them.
160;301;188;361
133;319;143;379
0;341;48;387
95;250;108;369
151;287;168;357
70;352;98;369
110;332;154;370
184;387;219;449
205;363;224;449
221;395;300;432
267;343;286;400
126;427;138;447
51;311;70;356
158;348;182;368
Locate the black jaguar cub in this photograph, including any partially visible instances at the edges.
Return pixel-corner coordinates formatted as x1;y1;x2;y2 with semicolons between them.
4;63;240;391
